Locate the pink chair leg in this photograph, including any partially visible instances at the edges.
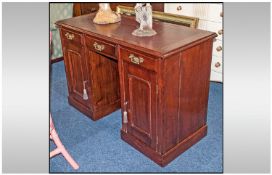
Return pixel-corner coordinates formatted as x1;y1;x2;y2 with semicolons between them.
50;115;79;170
61;147;80;170
50;129;79;170
50;147;61;158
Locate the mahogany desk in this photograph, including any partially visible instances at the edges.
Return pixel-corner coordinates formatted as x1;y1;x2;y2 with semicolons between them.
56;14;217;167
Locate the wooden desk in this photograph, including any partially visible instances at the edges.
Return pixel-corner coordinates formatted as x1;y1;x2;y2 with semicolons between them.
56;14;216;167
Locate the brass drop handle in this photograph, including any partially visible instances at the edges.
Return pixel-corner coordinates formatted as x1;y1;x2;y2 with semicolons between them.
93;42;105;52
220;11;223;17
218;29;223;35
129;54;144;64
216;46;222;52
65;32;74;40
177;6;182;11
215;62;221;68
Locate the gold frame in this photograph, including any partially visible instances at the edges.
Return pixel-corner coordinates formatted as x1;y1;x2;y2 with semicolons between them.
116;5;199;28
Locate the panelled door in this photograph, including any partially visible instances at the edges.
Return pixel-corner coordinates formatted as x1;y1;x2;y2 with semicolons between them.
122;61;157;149
60;28;89;107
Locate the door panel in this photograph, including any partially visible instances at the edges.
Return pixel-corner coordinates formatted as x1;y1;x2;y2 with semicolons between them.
64;48;88;105
128;75;152;137
123;62;157;148
60;28;88;107
67;50;85;97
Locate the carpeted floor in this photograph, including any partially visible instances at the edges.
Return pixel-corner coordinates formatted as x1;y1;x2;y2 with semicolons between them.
49;61;223;173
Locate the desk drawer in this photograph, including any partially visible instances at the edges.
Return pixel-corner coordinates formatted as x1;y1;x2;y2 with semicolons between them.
120;48;158;72
85;36;116;59
61;28;83;45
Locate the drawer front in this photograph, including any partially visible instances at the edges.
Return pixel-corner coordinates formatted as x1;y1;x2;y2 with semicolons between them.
85;35;116;59
61;28;83;45
211;55;222;73
212;40;222;58
120;48;158;72
198;20;223;41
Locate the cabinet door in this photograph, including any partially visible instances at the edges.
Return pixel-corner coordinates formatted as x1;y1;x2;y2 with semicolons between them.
60;29;89;106
122;61;157;149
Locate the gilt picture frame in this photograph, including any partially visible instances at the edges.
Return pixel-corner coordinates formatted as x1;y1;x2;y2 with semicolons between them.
116;5;199;28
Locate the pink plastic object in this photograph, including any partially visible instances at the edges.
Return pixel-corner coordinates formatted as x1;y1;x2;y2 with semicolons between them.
50;114;79;170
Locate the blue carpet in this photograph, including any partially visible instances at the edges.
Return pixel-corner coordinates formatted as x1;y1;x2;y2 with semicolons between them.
50;61;223;173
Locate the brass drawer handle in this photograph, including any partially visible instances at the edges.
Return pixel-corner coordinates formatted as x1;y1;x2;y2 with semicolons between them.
218;29;223;35
93;42;105;51
220;11;223;17
177;6;182;11
216;46;222;52
65;32;75;40
129;54;144;64
215;62;221;68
